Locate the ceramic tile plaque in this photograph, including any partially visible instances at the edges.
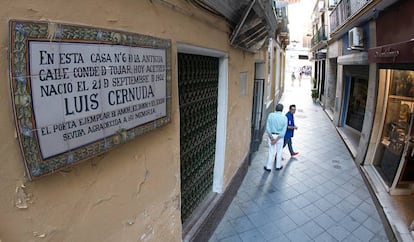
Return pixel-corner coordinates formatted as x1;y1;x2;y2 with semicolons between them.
9;20;172;180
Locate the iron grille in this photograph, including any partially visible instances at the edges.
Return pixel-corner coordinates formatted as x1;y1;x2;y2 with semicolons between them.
178;53;219;223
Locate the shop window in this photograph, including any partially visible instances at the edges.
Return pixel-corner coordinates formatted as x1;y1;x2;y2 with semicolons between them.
375;69;414;187
345;77;367;132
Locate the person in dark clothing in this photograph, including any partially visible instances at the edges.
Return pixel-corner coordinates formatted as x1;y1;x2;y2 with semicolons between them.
284;104;299;157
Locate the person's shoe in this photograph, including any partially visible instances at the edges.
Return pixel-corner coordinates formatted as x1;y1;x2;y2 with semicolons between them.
264;166;271;172
275;166;283;170
291;152;299;157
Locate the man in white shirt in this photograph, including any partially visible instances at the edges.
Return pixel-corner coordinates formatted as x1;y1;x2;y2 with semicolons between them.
264;103;288;171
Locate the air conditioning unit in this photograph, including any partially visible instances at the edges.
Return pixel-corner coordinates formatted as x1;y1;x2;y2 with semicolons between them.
348;27;364;50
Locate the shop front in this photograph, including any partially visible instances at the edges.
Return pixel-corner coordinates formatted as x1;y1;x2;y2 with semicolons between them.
341;66;368;133
334;20;371;158
357;0;414;238
364;0;414;196
367;66;414;193
364;40;414;240
366;39;414;195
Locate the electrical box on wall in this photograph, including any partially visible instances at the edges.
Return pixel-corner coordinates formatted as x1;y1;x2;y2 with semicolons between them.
348;27;364;50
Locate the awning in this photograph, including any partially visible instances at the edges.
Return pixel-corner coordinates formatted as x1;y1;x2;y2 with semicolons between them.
198;0;281;52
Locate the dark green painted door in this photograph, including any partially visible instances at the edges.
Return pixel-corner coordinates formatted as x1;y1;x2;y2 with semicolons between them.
178;53;219;223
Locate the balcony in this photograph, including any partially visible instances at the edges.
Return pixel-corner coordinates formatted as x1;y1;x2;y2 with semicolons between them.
276;7;289;32
329;0;399;38
328;0;338;10
311;25;328;48
274;2;289;47
329;0;369;33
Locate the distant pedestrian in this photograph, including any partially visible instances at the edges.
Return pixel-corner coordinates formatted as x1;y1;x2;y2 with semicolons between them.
291;72;296;86
298;72;302;86
264;103;287;171
284;104;299;157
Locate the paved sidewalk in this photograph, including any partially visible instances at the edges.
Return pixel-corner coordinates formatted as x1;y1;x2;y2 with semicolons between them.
209;78;390;241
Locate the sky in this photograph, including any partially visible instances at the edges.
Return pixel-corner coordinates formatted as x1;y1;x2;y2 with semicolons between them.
284;1;314;73
287;0;314;44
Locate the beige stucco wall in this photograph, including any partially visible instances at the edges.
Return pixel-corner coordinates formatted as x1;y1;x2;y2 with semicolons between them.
222;51;255;187
0;0;258;241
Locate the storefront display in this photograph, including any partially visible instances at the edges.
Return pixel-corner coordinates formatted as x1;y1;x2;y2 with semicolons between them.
375;69;414;188
365;0;414;235
345;77;367;132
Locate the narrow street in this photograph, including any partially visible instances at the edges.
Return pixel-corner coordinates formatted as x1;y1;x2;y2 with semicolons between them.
209;76;391;241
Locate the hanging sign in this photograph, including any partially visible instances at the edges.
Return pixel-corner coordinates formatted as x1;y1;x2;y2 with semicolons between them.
9;20;172;180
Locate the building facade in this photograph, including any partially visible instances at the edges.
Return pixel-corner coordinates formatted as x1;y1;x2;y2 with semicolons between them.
0;0;289;241
310;0;330;110
312;0;414;240
363;0;414;240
